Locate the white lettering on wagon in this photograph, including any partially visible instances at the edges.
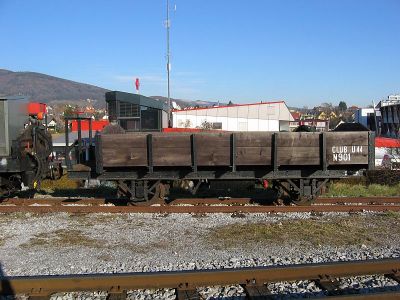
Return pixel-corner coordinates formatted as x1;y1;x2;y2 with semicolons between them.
331;146;363;162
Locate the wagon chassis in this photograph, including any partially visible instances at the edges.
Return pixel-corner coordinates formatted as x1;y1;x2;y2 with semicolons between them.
70;168;356;206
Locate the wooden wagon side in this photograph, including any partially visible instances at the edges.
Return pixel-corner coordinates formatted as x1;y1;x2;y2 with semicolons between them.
60;130;376;205
98;131;373;171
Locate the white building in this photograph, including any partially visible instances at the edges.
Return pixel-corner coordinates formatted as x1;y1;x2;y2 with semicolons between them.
172;101;294;131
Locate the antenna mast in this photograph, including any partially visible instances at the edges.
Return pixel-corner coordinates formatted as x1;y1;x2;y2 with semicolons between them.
166;0;171;126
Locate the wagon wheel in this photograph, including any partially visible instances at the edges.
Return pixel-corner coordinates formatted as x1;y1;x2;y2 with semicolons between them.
123;181;168;206
142;181;167;205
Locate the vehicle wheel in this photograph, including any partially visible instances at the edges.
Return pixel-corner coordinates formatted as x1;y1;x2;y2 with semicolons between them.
121;180;168;206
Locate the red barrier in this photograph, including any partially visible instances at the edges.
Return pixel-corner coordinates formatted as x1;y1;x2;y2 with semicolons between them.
162;128;227;133
375;137;400;148
71;120;109;131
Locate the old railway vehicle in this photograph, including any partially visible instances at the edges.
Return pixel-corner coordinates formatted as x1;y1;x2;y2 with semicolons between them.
67;127;375;205
0;97;53;197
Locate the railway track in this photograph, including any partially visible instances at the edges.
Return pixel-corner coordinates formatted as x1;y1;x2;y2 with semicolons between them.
1;259;399;299
0;196;400;213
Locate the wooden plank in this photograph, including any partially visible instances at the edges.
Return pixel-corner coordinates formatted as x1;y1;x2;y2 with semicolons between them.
152;134;191;148
236;147;272;165
277;147;320;165
153;147;191;166
101;134;148;167
278;132;320;147
326;132;369;147
196;134;231;165
235;132;273;147
176;289;200;300
327;146;369;165
326;132;369;165
243;285;272;299
197;149;230;166
152;134;192;166
195;133;231;147
101;133;147;148
102;147;147;166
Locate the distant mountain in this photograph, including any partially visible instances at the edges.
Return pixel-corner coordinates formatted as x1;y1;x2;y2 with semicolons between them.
0;69;109;107
0;69;223;109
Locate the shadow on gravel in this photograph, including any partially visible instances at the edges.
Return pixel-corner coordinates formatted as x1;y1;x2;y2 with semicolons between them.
0;262;14;298
268;285;400;299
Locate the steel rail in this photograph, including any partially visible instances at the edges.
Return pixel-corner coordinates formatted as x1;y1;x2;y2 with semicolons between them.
1;259;399;297
0;204;399;213
1;196;400;207
317;196;400;204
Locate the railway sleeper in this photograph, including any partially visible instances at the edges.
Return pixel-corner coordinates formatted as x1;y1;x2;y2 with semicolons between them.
242;284;273;299
176;288;200;300
314;275;341;295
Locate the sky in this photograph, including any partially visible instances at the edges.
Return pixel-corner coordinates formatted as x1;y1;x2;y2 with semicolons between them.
0;0;399;107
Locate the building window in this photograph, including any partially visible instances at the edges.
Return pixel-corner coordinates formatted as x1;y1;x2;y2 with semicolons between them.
141;106;160;131
120;119;140;131
212;122;222;129
119;101;139;118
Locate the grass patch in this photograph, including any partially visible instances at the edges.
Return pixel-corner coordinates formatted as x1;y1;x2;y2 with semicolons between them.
20;229;103;249
40;175;81;190
325;183;400;197
206;214;400;249
39;175;116;198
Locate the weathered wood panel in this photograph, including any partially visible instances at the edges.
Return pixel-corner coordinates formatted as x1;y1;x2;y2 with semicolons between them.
152;135;191;166
277;147;321;165
236;147;272;165
195;133;230;166
102;147;147;166
326;132;369;165
101;134;147;167
98;131;371;168
277;133;320;165
235;132;273;165
153;147;192;166
278;132;320;147
235;132;273;147
101;133;148;147
326;132;369;147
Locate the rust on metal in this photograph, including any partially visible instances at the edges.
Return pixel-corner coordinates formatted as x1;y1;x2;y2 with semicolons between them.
1;259;399;296
0;204;399;214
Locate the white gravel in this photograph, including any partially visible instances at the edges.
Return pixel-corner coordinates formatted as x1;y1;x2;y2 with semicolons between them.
0;211;399;298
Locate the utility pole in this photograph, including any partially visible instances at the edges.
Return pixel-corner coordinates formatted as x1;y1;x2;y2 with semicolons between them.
166;0;171;126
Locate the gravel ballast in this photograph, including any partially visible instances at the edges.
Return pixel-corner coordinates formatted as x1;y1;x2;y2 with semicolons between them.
0;211;399;298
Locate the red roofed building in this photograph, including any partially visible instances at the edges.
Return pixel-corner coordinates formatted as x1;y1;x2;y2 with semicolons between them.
172;101;294;131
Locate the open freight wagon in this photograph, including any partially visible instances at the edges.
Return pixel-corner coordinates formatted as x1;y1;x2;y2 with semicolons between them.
68;130;375;205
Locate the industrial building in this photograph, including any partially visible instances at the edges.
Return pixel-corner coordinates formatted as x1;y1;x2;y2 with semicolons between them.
172;101;294;131
378;95;400;138
106;91;168;132
354;107;379;132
